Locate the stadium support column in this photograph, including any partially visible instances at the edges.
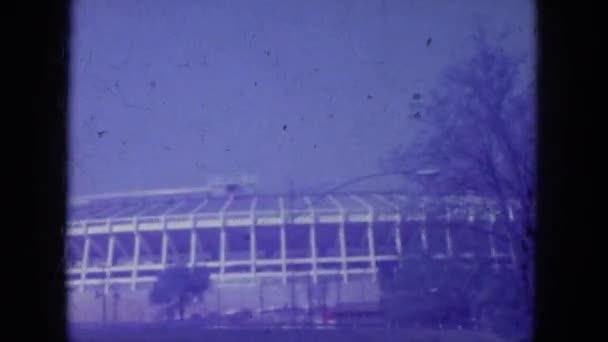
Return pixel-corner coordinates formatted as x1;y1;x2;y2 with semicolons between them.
395;211;403;255
304;197;318;284
466;205;477;260
105;220;115;295
189;199;208;269
375;194;403;256
445;206;453;258
219;216;226;282
339;213;347;283
420;201;429;253
507;204;517;267
366;202;377;282
218;196;233;283
249;197;258;277
161;217;168;268
80;222;90;292
189;215;197;269
131;218;141;290
352;195;377;282
328;195;348;284
279;197;287;284
488;208;498;271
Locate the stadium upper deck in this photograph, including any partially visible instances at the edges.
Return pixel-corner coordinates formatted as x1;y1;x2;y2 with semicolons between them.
66;188;519;293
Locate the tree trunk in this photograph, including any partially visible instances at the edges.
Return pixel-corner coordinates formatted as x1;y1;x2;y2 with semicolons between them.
178;296;186;321
179;304;185;321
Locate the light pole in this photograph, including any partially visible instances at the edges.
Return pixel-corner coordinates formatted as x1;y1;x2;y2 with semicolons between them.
95;290;107;323
112;290;120;322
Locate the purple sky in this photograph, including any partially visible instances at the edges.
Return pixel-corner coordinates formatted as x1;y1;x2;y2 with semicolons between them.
68;0;534;198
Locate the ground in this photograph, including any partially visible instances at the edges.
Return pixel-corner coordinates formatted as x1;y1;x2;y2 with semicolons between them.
69;323;514;342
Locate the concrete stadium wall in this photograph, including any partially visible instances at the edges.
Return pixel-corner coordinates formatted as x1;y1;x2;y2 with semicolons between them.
68;276;381;323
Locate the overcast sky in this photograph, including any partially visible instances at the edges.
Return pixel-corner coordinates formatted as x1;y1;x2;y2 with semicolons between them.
68;0;535;198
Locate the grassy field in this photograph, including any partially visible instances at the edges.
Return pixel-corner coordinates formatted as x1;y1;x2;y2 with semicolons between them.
69;323;512;342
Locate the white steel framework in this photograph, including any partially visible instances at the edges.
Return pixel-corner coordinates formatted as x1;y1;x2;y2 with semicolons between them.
66;191;519;293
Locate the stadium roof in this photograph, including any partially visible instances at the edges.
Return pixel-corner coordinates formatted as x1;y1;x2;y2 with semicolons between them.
68;187;518;223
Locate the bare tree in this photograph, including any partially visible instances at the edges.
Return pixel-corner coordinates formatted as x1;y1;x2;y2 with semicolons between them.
384;27;536;316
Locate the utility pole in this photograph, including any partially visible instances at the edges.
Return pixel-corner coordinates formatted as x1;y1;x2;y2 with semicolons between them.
95;290;107;323
306;274;314;325
258;278;265;312
216;288;222;315
112;290;120;321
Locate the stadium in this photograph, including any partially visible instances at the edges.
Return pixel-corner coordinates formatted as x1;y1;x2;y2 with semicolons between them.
66;179;520;323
